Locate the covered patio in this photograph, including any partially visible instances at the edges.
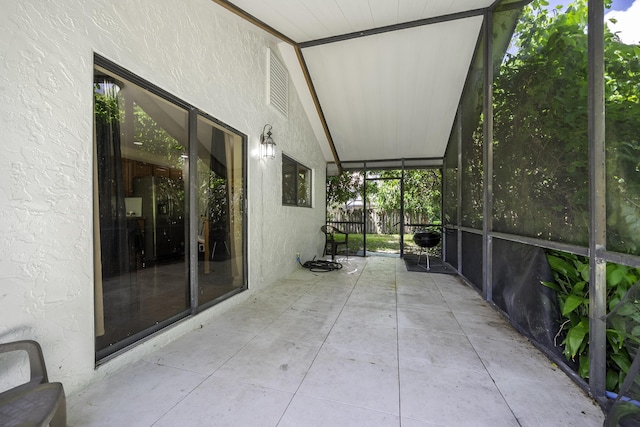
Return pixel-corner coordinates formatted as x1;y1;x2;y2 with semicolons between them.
68;256;603;426
1;0;637;424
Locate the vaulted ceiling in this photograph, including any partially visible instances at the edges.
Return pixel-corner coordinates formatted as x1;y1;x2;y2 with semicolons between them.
214;0;503;171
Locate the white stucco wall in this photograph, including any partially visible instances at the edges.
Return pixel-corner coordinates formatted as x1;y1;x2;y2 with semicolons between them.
0;0;326;394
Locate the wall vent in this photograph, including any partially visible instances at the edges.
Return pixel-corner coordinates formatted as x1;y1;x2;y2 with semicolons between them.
268;49;289;117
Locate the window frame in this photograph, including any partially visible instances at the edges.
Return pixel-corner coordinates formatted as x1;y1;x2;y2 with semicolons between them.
93;53;248;362
281;154;312;207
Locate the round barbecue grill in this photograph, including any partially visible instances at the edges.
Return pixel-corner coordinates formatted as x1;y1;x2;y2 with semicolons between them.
413;230;441;270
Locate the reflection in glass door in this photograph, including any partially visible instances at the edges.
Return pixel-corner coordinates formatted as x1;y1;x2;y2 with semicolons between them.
94;58;247;361
196;115;245;305
94;68;190;359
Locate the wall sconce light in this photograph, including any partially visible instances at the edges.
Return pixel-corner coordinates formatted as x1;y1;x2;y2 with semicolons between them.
260;124;276;159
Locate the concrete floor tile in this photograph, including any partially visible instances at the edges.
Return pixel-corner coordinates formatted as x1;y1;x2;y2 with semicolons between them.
396;306;463;335
398;328;485;372
399;365;519;427
400;418;446;427
206;306;281;336
349;286;397;305
69;255;605;426
396;280;439;292
212;335;320;393
289;293;347;317
259;310;335;346
279;394;400;427
143;326;254;374
154;376;293;427
467;335;569;387
244;292;303;311
396;289;449;309
339;300;397;327
267;278;319;294
304;282;354;300
68;361;207;427
494;378;604;426
325;317;398;358
454;312;523;342
298;346;400;415
446;299;498;318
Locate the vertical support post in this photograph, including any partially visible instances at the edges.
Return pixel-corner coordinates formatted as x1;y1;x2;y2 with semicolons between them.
400;160;405;258
188;109;199;312
588;0;607;400
482;12;494;302
363;163;367;256
456;106;463;274
203;218;210;274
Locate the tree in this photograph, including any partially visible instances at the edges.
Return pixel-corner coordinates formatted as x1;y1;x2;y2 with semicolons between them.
326;171;364;209
376;169;442;223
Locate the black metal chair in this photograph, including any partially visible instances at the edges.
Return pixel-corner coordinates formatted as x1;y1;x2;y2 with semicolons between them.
0;340;66;427
321;225;349;260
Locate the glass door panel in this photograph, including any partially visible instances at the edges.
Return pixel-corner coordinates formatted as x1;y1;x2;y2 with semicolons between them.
196;115;245;305
94;69;189;358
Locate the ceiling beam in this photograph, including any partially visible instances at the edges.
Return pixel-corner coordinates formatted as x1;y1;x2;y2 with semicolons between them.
211;0;342;172
211;0;297;45
294;46;343;173
298;7;489;49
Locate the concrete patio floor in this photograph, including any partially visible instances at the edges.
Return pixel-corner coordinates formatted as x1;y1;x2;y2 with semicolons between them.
68;256;604;426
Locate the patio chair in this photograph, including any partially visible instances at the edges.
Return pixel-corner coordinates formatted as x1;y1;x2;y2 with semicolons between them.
0;340;66;427
321;225;349;260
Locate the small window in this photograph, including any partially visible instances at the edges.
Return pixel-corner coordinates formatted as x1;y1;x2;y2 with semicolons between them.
282;154;311;207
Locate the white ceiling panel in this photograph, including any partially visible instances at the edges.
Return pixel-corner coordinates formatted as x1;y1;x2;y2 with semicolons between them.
218;0;499;168
302;16;483;162
228;0;494;42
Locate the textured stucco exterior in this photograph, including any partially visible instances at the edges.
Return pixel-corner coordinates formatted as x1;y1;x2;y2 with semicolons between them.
0;0;326;393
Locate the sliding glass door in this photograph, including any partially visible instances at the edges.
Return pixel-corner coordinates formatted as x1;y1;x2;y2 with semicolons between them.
93;57;246;360
196;115;245;306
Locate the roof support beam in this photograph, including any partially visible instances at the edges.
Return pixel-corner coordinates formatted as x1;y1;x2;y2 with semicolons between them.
211;0;296;44
293;46;342;172
299;7;488;48
211;0;342;171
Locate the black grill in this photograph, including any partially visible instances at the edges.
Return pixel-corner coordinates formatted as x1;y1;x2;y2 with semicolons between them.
413;231;441;248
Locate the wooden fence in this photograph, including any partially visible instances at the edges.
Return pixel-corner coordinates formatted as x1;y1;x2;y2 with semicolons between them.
327;209;437;234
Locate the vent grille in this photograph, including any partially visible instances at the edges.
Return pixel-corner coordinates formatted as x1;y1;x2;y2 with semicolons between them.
268;49;288;117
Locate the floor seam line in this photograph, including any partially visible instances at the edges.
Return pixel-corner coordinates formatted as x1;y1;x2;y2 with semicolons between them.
274;256;363;426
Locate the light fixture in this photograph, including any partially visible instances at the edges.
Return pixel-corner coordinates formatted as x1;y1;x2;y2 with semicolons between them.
260;124;276;159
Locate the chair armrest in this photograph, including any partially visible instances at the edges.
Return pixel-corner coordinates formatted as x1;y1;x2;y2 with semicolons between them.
0;340;48;385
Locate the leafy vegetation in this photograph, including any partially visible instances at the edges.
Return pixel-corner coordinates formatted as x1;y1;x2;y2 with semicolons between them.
543;251;640;391
326;169;441;223
493;0;640;249
502;0;640;393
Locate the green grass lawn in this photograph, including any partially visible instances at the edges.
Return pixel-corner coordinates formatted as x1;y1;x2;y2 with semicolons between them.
343;233;421;254
335;233;442;256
